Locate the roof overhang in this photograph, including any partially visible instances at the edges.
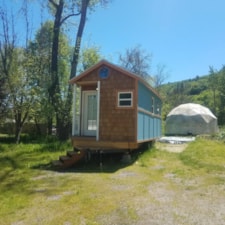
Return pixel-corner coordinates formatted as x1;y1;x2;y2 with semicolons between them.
69;59;162;100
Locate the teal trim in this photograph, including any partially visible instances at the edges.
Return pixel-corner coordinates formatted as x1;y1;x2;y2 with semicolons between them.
138;81;162;115
137;81;162;141
138;81;152;111
137;111;161;141
137;112;144;140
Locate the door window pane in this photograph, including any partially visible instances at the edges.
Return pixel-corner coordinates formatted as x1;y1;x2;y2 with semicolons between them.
87;95;97;130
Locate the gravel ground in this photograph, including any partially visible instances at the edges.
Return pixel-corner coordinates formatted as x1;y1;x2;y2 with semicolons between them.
95;142;225;225
97;171;225;225
136;177;225;225
10;142;225;225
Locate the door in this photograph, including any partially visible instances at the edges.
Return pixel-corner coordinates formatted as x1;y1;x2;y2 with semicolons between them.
82;91;97;136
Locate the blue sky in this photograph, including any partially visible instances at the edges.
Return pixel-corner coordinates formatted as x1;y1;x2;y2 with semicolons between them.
82;0;225;82
2;0;225;83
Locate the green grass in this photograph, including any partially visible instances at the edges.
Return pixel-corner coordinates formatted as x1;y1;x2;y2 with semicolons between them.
180;138;225;172
0;136;225;224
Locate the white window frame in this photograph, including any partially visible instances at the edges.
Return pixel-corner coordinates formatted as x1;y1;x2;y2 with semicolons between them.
118;91;133;108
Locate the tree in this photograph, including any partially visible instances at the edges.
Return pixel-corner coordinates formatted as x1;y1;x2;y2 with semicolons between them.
0;53;7;119
78;45;102;72
153;63;170;90
208;66;218;115
47;0;80;140
0;85;6;116
0;6;14;119
28;21;57;135
217;66;225;125
70;0;90;78
0;45;38;143
0;2;41;143
48;0;110;140
119;45;152;81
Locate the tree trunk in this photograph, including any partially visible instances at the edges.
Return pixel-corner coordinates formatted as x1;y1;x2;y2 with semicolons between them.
47;116;53;135
57;0;90;140
49;0;64;108
34;117;42;135
70;0;90;79
56;114;71;140
15;124;23;144
49;0;90;141
15;113;23;144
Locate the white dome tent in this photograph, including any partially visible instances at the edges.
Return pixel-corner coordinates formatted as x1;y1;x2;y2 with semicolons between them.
165;103;218;136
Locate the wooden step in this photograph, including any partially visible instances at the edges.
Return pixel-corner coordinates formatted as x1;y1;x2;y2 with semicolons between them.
52;149;87;170
52;160;63;167
67;151;78;157
59;155;71;162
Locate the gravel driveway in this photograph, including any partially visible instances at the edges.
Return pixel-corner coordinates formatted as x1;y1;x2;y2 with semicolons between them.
96;171;225;225
95;142;225;225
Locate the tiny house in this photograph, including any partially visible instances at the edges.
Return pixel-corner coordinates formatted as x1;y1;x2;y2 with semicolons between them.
69;60;162;152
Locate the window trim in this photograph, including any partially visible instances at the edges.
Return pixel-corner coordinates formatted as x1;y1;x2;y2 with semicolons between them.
117;91;133;108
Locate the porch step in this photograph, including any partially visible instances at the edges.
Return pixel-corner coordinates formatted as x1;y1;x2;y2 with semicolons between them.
52;150;87;170
52;160;63;167
67;151;79;157
59;155;71;162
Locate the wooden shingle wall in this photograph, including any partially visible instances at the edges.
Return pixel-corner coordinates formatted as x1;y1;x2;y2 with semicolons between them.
99;69;137;142
76;66;137;142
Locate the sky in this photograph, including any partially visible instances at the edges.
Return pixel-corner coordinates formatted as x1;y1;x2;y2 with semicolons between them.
1;0;225;83
82;0;225;82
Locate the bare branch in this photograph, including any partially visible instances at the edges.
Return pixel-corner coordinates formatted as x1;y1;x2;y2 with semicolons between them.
60;12;81;25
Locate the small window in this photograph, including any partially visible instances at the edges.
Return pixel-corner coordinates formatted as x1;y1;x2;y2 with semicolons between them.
118;91;133;107
157;103;161;115
151;97;154;113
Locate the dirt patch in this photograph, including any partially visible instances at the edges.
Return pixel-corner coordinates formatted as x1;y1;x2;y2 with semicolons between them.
156;142;188;153
94;172;225;225
135;181;225;225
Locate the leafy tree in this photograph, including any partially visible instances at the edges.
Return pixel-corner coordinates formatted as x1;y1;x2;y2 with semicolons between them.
28;21;54;134
0;85;6;115
0;57;7;119
208;66;219;114
0;0;110;140
217;66;225;124
78;45;102;72
12;49;40;143
0;2;42;143
48;0;110;140
0;46;39;143
0;7;20;142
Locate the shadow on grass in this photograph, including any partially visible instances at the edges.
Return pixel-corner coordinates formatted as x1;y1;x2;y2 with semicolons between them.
35;142;154;173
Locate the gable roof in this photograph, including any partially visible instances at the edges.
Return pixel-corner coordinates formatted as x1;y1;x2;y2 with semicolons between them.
69;59;161;99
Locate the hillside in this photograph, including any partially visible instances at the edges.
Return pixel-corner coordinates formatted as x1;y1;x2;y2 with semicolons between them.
159;72;225;125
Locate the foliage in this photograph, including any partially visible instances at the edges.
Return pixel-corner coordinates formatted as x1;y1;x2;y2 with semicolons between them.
78;45;102;72
215;126;225;141
28;21;55;132
0;1;108;140
160;69;225;126
47;0;109;140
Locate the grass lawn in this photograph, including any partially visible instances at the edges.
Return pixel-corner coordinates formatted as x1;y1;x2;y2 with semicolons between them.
0;136;225;225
